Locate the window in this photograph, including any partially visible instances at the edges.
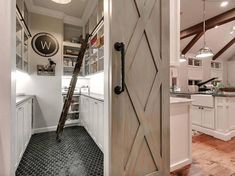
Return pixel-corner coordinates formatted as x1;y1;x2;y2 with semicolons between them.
188;58;202;67
211;61;222;69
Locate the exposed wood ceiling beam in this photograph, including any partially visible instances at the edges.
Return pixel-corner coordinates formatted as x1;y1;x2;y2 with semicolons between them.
182;32;203;55
213;37;235;60
181;8;235;40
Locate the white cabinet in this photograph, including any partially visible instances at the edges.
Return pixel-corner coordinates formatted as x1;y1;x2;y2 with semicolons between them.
191;95;235;141
170;99;192;171
202;107;214;129
16;105;24;163
15;98;32;170
97;102;104;149
191;105;215;129
80;95;104;151
191;106;201;126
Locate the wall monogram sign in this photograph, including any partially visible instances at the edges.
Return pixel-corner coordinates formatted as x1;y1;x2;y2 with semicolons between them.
31;32;59;57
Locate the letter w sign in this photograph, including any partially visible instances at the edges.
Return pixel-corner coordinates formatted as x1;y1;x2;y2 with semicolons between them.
41;41;51;50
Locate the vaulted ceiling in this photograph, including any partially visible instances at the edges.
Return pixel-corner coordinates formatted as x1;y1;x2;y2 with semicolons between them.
181;0;235;61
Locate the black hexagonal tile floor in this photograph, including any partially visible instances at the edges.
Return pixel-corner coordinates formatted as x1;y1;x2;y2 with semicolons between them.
16;126;103;176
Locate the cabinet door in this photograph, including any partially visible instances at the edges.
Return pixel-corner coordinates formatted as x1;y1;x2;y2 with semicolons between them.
191;106;202;126
14;107;19;168
93;101;99;142
88;98;93;134
27;99;32;141
98;102;104;150
202;107;215;129
16;105;24;161
89;99;95;138
79;96;84;124
23;102;28;148
85;97;89;129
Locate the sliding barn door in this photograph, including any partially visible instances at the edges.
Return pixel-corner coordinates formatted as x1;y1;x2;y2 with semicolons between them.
109;0;170;175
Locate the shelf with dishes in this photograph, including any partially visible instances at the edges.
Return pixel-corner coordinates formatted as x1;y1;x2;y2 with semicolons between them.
84;18;104;76
63;42;83;76
62;95;80;119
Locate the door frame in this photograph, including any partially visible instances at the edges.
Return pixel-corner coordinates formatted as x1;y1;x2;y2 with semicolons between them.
103;0;171;175
103;0;112;174
0;0;17;175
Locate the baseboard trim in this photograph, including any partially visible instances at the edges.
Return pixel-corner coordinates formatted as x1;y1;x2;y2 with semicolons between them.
192;124;235;141
170;158;192;172
33;120;81;134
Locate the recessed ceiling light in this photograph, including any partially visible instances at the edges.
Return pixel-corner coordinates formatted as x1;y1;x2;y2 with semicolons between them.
220;1;229;7
51;0;72;4
214;25;219;29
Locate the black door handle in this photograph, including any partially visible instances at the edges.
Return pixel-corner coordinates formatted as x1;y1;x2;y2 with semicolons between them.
114;42;125;95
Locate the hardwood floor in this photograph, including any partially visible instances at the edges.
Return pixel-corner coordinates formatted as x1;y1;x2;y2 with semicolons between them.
171;134;235;176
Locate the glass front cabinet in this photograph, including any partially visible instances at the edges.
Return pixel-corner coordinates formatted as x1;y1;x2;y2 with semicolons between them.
16;0;31;72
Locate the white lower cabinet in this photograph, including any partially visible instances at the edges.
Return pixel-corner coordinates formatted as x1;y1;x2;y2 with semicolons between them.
80;95;104;151
191;95;235;141
202;107;215;129
15;99;32;170
191;105;215;129
191;106;202;126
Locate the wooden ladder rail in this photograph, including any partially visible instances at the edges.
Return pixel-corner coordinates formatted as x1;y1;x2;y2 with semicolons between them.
56;34;90;141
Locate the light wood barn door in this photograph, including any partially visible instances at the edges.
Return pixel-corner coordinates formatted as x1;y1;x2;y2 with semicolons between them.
109;0;170;176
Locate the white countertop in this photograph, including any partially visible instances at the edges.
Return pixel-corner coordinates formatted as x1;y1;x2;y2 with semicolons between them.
170;97;193;104
81;93;104;102
16;95;34;106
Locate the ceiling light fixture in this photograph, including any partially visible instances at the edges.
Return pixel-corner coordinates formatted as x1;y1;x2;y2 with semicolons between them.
220;1;229;7
196;0;214;59
51;0;72;4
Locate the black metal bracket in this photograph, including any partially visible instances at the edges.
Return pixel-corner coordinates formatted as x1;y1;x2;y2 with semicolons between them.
114;42;125;95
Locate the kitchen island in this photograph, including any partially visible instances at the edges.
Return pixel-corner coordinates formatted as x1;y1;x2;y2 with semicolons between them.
191;93;235;141
170;97;192;171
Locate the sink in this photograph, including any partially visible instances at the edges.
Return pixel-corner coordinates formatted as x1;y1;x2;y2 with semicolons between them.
191;94;214;108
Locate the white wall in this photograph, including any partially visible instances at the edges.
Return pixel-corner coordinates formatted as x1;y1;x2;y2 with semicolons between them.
87;72;104;95
223;62;228;86
0;0;16;175
62;76;89;90
178;61;188;92
202;59;211;81
17;13;64;130
227;59;235;87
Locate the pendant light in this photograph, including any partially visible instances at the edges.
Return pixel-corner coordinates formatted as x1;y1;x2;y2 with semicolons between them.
51;0;72;4
196;0;214;58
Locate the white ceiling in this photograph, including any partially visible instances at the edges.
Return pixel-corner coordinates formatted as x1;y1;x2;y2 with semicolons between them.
33;0;89;18
181;0;235;30
181;0;235;61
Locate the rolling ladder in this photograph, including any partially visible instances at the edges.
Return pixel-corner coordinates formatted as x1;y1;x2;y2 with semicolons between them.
56;34;90;141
